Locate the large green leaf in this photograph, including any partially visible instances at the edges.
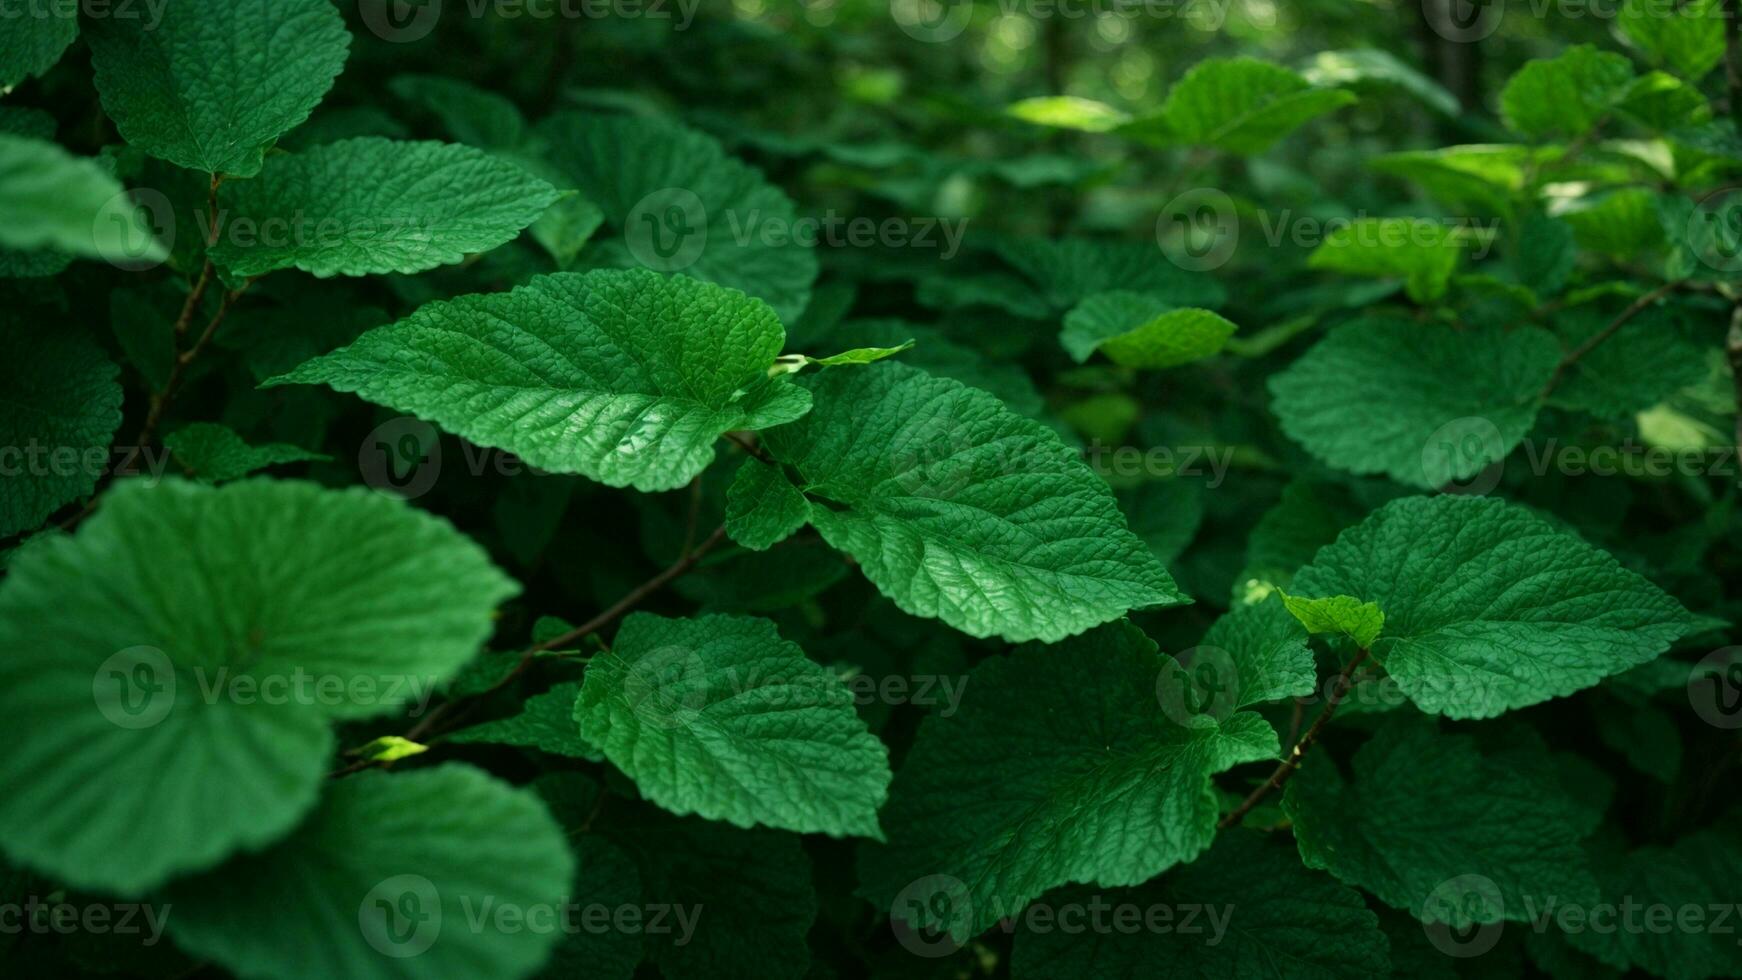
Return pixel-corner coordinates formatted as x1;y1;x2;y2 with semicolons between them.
1304;218;1464;302
858;622;1280;942
208;138;559;278
0;4;77;88
0;134;169;265
1268;320;1560;489
1291;495;1695;718
1140;57;1356;154
86;0;351;176
759;362;1185;643
1284;718;1600;923
1621;0;1724;80
1012;832;1390;979
0;318;122;538
1499;45;1635;140
268;269;811;492
1061;292;1236;367
536;112;817;323
575;613;891;837
0;479;517;894
165;766;572;980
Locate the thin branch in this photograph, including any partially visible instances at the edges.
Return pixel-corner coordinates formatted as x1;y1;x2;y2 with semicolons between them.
724;430;774;464
134;282;251;454
1218;648;1371;830
1539;280;1682;398
332;523;731;773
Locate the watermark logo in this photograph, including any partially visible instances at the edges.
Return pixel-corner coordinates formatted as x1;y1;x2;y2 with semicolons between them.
618;644;712;730
92;646;175;730
1422;874;1506;957
1423;0;1503;42
359;0;445;42
1688;190;1742;275
1157;188;1238;272
890;0;973;42
96;187;175;271
626;187;710;273
360;416;443;499
1423;416;1506;495
1157;645;1240;726
890;874;973;957
360;875;443;958
1689;647;1742;730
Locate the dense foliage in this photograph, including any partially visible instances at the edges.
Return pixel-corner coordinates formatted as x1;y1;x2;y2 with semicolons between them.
2;1;1741;978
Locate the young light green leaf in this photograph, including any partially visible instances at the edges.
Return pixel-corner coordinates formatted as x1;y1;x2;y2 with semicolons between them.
0;319;121;538
1302;48;1460;116
759;362;1186;643
725;457;811;551
349;735;429;763
0;479;518;895
1279;592;1385;648
1011;831;1390;979
86;0;350;176
1285;718;1600;924
208;138;560;278
1499;45;1635;140
1305;217;1463;302
1142;57;1356;154
1620;0;1724;80
537;112;818;323
800;339;915;368
858;622;1279;941
1291;495;1695;718
1005;95;1133;132
0;134;168;265
448;681;601;761
1268;320;1560;489
163;422;329;484
267;269;811;492
1061;292;1236;367
165;766;572;980
0;4;77;88
574;613;891;838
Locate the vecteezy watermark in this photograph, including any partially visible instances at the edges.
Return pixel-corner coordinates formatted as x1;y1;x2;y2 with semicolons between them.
0;0;168;30
1689;647;1742;729
1157;644;1240;726
1082;441;1236;488
358;0;702;43
1157;196;1500;272
1421;873;1742;959
887;874;1234;958
358;875;701;959
91;647;445;729
624;187;971;272
1422;0;1713;44
0;897;172;946
1688;188;1742;275
0;441;176;485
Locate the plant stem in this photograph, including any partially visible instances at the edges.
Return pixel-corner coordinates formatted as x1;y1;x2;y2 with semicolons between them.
1538;280;1682;398
1218;648;1370;830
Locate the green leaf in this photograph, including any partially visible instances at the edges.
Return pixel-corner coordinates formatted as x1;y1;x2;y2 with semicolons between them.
1515;211;1577;297
1368;144;1543;217
163;422;329;483
1305;217;1463;303
830;318;1046;417
760;362;1185;643
0;134;169;265
0;319;122;538
1005;95;1132;133
1268;319;1560;489
0;479;518;894
1563;828;1742;978
1011;831;1390;979
1279;591;1385;647
1143;57;1356;154
538;835;643;980
1560;188;1666;261
537;112;818;323
593;806;817;980
267;269;811;492
349;735;429;763
858;622;1279;941
1499;45;1635;140
995;236;1228;313
575;613;891;838
1548;305;1706;418
1302;48;1459;116
447;681;601;761
0;4;77;88
1197;594;1318;709
725;457;811;551
1284;718;1600;924
1621;0;1724;80
86;0;351;176
389;74;528;150
801;340;914;367
208;138;559;278
1291;495;1695;718
164;766;572;980
1061;292;1236;367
